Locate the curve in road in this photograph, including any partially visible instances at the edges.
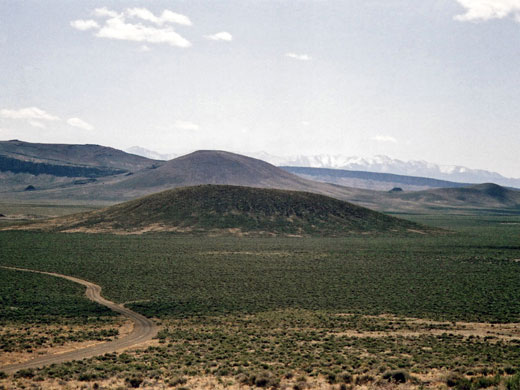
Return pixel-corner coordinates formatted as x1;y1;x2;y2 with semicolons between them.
0;266;158;374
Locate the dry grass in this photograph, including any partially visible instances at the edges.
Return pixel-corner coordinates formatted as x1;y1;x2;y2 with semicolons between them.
0;319;131;366
331;314;520;341
0;372;452;390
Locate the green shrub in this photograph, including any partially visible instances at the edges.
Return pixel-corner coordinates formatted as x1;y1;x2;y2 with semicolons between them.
506;373;520;390
326;372;337;384
15;369;34;379
446;373;471;390
340;372;353;383
472;375;500;389
355;374;373;385
78;372;98;381
125;377;144;388
170;376;188;386
383;370;409;383
254;372;279;388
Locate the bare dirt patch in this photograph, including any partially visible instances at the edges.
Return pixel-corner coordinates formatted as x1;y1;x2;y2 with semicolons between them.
406;229;427;235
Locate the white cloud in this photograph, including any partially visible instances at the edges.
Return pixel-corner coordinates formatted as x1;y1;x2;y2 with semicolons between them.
93;7;120;18
301;121;310;126
160;10;193;26
67;117;94;130
454;0;520;22
174;120;199;130
126;8;160;24
126;8;192;26
96;16;191;47
0;107;60;121
70;7;192;51
139;45;151;52
286;52;312;61
72;7;192;48
70;19;99;31
371;135;398;143
204;31;233;41
28;120;46;129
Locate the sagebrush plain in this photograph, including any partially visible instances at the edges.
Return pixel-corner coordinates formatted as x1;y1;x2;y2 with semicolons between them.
1;213;520;389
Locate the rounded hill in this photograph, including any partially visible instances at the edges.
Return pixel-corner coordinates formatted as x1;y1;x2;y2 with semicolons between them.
114;150;323;191
35;185;429;235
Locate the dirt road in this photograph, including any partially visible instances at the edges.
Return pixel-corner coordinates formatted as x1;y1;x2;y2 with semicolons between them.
0;266;158;374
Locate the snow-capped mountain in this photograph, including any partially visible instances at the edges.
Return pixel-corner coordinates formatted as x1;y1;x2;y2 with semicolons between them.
249;153;520;188
127;147;520;188
126;146;177;161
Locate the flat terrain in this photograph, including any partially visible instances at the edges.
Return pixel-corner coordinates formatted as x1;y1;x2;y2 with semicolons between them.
0;214;519;389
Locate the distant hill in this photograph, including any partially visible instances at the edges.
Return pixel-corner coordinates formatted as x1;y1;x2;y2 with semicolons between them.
113;150;339;192
394;183;520;210
282;166;469;191
6;150;367;203
11;185;429;235
0;140;159;171
0;140;161;193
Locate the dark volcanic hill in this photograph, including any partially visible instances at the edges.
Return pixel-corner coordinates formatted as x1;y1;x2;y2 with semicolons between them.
14;185;429;235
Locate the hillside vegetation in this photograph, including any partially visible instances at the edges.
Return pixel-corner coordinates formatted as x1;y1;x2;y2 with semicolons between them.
14;185;427;235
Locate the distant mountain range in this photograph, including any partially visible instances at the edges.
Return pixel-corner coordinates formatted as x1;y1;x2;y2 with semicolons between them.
126;147;520;188
126;146;177;161
1;140;519;216
281;167;469;192
249;153;520;188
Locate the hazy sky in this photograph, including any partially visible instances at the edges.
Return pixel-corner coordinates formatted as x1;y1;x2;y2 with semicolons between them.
1;0;519;177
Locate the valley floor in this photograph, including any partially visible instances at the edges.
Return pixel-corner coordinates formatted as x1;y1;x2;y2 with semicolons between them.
0;214;519;389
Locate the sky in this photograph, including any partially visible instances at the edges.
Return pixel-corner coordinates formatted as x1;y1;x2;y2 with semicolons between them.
0;0;519;177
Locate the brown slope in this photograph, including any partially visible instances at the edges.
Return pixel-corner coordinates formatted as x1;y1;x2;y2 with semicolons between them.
114;150;336;191
0;139;160;171
110;150;376;202
6;150;368;203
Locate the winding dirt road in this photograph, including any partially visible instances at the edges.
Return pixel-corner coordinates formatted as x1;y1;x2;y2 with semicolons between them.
0;266;158;374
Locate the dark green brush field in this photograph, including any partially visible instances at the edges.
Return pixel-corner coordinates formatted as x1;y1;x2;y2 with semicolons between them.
1;214;520;388
1;214;519;322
